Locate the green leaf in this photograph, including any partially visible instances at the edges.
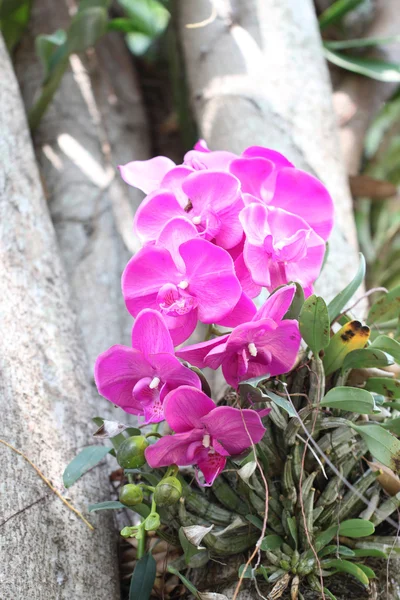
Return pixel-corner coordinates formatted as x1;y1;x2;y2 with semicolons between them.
299;295;330;355
324;589;338;600
349;424;400;472
320;386;377;414
357;563;376;579
321;559;369;586
381;417;400;436
327;254;366;322
125;31;153;55
117;0;169;37
66;6;108;54
287;516;298;548
35;30;67;79
0;0;31;52
238;564;254;579
245;514;264;530
130;552;156;600
178;527;208;567
88;501;125;512
338;519;375;538
315;525;339;552
371;335;400;363
0;0;27;18
284;282;304;320
63;445;111;488
323;320;370;376
265;390;297;418
166;566;201;597
318;545;355;558
260;534;283;551
365;378;400;400
318;0;364;29
324;34;400;51
352;548;388;558
343;348;395;371
324;48;400;82
365;95;400;159
368;285;400;324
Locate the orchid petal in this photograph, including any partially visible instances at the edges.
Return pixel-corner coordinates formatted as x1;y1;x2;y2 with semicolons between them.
217;292;256;328
229;157;274;198
254;285;296;322
202;406;265;454
175;335;229;368
195;448;227;486
164;386;216;432
131;309;174;355
119;156;175;194
145;430;203;468
157;217;198;271
133;191;183;243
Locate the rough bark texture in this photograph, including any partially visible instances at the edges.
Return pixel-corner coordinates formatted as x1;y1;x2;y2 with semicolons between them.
179;0;362;307
333;0;400;174
14;0;149;381
0;36;120;600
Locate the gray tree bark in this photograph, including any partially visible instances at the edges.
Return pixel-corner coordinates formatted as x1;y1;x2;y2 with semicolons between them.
179;0;362;306
0;36;120;599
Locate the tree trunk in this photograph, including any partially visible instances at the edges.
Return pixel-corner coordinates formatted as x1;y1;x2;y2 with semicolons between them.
0;36;120;600
178;0;362;306
14;0;150;380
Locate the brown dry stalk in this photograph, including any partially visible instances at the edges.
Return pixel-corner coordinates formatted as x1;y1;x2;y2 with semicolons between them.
0;438;94;531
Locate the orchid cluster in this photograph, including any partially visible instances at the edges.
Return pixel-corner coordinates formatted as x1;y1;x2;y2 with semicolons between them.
95;141;334;485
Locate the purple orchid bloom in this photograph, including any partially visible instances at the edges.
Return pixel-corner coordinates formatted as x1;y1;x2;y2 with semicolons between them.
239;203;326;294
122;220;242;345
145;386;266;485
176;285;301;388
94;309;200;423
133;170;243;250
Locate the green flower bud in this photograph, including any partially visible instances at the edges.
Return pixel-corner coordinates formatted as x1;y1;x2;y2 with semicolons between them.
154;476;182;507
144;512;161;531
119;484;143;506
117;436;149;469
120;525;139;538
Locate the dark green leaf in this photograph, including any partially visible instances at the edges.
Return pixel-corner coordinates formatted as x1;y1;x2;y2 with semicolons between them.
284;282;304;320
66;6;108;54
338;519;375;538
321;559;369;586
88;501;125;512
368;285;400;325
63;445;111;488
318;545;355;558
35;30;67;79
315;525;339;552
349;424;400;472
324;35;400;51
327;254;365;322
299;295;330;355
371;335;400;363
0;0;26;18
166;566;201;597
130;553;156;600
324;589;338;600
343;348;394;371
320;386;377;414
238;564;254;579
0;0;31;52
287;516;298;548
260;534;283;551
318;0;364;29
117;0;169;37
365;378;400;399
352;548;387;558
325;48;400;82
245;514;264;530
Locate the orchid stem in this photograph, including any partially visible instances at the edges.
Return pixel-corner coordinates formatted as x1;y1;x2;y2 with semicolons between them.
137;524;146;560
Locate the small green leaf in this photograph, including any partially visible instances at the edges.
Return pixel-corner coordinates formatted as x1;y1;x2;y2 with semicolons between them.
66;7;108;54
320;386;377;414
35;30;67;79
284;282;304;320
365;378;400;399
343;348;394;371
327;254;366;322
371;335;400;363
63;445;111;488
299;295;330;355
352;548;387;558
324;35;400;51
321;559;369;586
117;0;169;37
324;48;400;82
339;519;375;538
315;525;338;552
318;545;355;558
166;566;200;597
324;589;338;600
265;390;297;418
381;417;400;435
88;501;125;512
238;564;254;579
357;564;376;579
260;534;283;551
368;285;400;324
0;0;31;51
245;514;264;530
318;0;364;29
349;424;400;472
130;552;156;600
287;516;298;548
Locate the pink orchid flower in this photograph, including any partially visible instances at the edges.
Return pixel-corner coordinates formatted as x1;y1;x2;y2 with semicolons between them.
239;203;326;294
145;386;266;485
122;220;242;345
176;285;301;388
94;309;200;424
133;170;244;249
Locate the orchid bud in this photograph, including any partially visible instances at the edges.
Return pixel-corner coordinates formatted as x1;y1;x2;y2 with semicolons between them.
144;512;161;531
119;483;143;506
120;525;139;539
154;476;182;507
117;436;149;469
